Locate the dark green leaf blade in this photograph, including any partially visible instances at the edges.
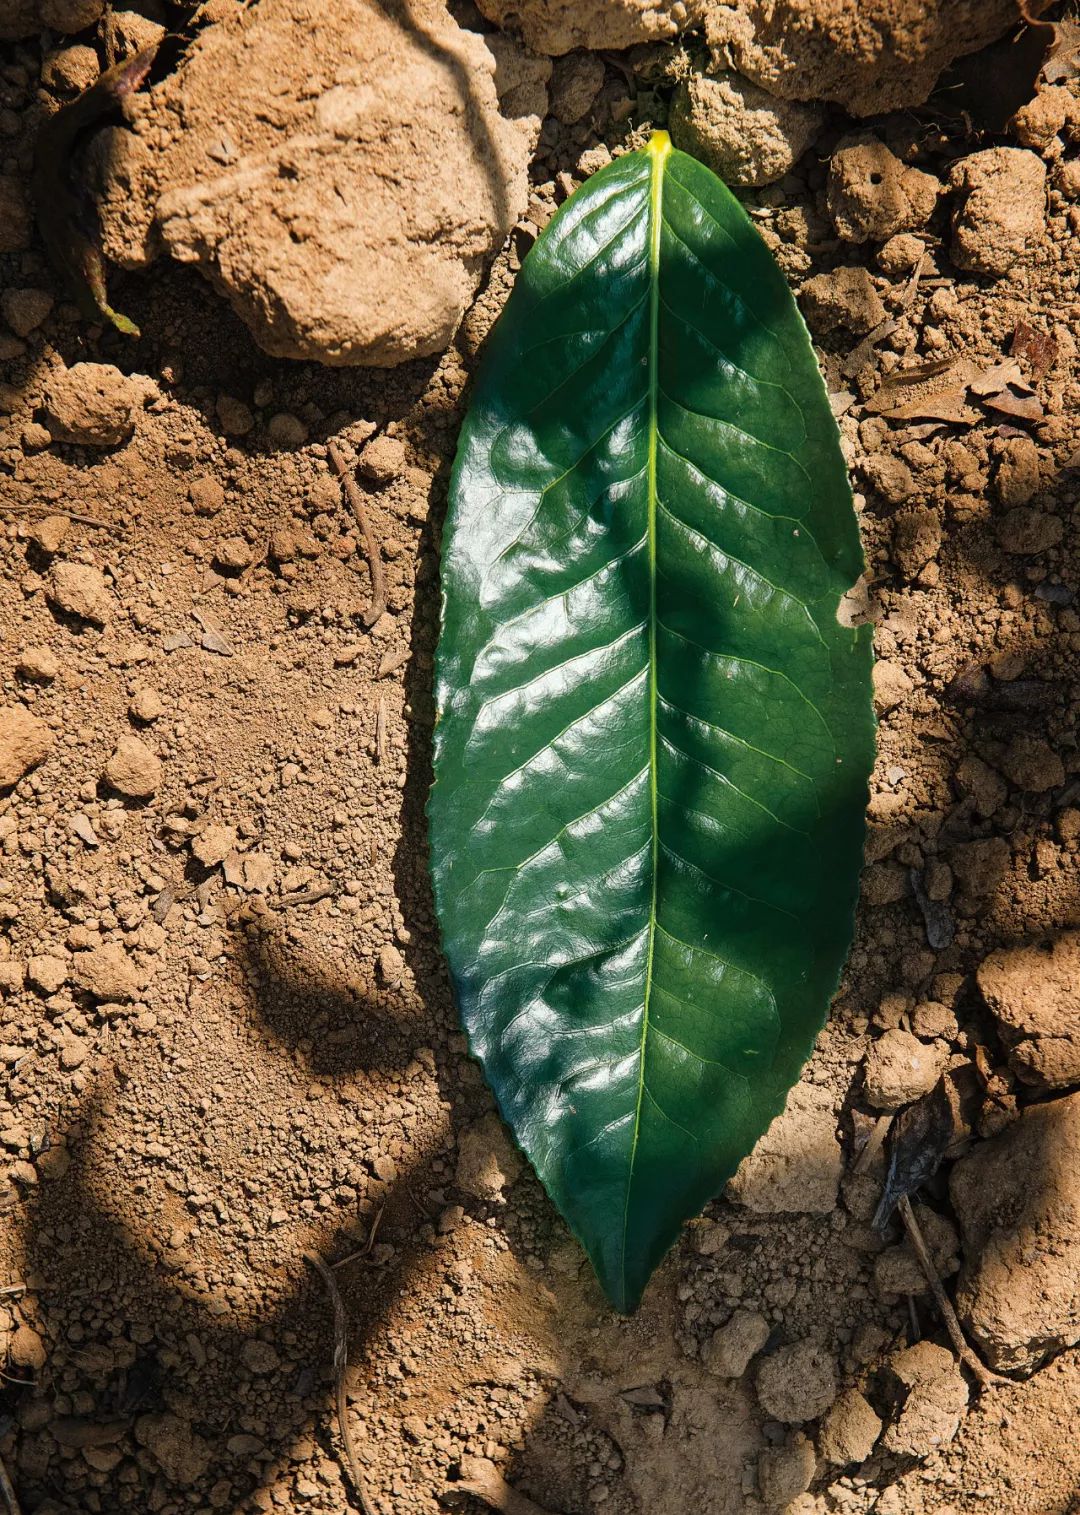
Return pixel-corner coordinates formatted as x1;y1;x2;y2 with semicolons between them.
430;132;875;1312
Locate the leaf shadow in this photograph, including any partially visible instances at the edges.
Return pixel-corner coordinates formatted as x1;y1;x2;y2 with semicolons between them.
2;1073;455;1513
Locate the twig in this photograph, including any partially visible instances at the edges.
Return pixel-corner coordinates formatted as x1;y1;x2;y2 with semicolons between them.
328;442;387;628
303;1250;376;1515
0;1450;22;1515
331;1206;385;1270
1;504;121;531
280;882;338;908
444;1456;559;1515
374;697;387;764
898;1196;1007;1390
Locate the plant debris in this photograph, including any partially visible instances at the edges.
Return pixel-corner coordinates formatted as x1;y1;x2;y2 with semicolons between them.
31;45;159;335
874;1075;960;1230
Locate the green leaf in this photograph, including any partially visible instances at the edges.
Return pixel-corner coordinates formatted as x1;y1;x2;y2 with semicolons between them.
430;131;875;1312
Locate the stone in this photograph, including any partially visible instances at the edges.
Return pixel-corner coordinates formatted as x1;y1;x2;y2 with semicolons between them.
670;68;822;187
43;362;141;446
871;659;912;715
189;476;225;515
240;1339;279;1374
95;0;547;366
1;287;54;337
862;452;914;505
27;955;68;996
1013;84;1080;151
213;536;254;573
703;0;1025;117
377;942;405;986
956;755;1006;817
799;267;885;335
129;686;164;722
103;734;162;799
455;1112;523;1201
703;1308;770;1378
0;176;32;252
818;1388;882;1466
995;507;1063;555
16;646;58;686
827;139;939;242
951;1091;1080;1372
60;1036;87;1070
863;1029;946;1110
48;562;112;624
758;1433;816;1510
191;824;238;869
549;50;605;124
0;706;52;788
881;1342;968;1457
873;1208;958;1298
29;514;70;555
9;1323;46;1370
910;1000;957;1040
877;232;925;275
948;148;1047;277
995;436;1041;507
727;1082;841;1214
111;5;166;54
756;1339;838;1423
998;734;1064;793
216;395;254;436
135;1413;211;1487
72;943;139;1002
358;435;407;486
266;411;307;448
977;932;1080;1092
41;42;101;93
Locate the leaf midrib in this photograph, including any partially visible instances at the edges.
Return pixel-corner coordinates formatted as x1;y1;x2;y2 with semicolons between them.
619;130;670;1304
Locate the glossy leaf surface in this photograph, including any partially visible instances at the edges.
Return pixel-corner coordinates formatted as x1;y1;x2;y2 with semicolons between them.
430;133;874;1312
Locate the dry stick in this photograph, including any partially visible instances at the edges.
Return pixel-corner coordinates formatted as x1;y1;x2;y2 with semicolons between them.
280;882;338;908
374;697;387;764
331;1207;385;1272
328;442;387;628
1;503;120;531
898;1196;1007;1391
304;1251;376;1515
0;1450;23;1515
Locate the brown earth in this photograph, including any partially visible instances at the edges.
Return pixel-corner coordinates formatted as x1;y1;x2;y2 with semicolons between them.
2;4;1080;1515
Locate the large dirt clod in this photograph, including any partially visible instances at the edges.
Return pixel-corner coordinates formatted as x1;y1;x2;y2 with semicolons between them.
948;148;1048;278
951;1092;1080;1373
703;0;1033;117
669;67;822;186
473;0;702;56
977;933;1080;1092
94;0;547;367
827;138;939;244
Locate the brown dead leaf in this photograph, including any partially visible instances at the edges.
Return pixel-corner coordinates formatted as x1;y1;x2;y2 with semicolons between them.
1040;17;1080;83
981;386;1045;422
1010;319;1059;380
968;359;1025;396
879;387;980;424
